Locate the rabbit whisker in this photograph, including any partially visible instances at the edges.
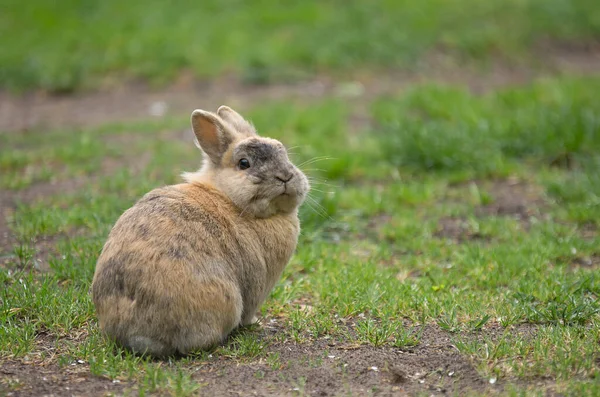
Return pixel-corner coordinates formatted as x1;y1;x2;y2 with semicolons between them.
307;187;331;194
305;195;334;221
237;202;253;220
306;179;340;188
298;156;335;168
304;200;325;219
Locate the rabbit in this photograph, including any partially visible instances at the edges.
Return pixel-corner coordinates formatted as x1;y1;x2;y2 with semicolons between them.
91;106;309;357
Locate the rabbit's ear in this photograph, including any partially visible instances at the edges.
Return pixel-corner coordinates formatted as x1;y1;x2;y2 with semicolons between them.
191;110;233;163
217;105;257;136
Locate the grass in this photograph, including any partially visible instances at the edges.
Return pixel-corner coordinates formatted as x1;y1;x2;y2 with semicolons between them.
373;78;600;174
1;75;599;394
2;0;600;91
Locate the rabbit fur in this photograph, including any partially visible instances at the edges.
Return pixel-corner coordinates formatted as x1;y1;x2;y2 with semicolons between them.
91;106;309;357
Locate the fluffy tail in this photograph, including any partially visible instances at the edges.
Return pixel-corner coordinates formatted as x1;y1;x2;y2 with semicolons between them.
96;296;176;357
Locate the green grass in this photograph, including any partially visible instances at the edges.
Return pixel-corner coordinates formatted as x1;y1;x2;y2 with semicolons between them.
2;76;600;394
2;0;600;91
373;78;600;174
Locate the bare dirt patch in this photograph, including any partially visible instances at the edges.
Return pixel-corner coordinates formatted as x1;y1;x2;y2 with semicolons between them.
475;179;547;227
0;325;507;397
2;323;557;396
0;361;127;397
580;223;598;240
571;254;600;269
194;338;488;396
435;178;547;241
538;39;600;76
434;217;489;242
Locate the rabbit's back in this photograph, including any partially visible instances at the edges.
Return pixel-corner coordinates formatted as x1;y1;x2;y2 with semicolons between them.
92;184;246;355
92;182;299;356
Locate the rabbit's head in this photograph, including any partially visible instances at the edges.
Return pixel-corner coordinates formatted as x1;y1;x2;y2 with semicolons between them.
184;106;309;218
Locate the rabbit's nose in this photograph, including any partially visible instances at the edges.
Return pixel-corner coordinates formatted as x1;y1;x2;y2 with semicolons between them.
275;173;294;183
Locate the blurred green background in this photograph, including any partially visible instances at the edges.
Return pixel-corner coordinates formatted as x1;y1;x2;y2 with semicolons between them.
2;0;600;91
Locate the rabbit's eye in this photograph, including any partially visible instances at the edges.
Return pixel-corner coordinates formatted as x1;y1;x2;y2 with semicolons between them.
238;158;251;170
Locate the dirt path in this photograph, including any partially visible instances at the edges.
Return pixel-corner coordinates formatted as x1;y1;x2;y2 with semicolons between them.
1;45;599;133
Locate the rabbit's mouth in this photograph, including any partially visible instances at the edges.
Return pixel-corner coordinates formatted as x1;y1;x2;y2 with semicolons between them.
278;182;294;197
279;183;299;198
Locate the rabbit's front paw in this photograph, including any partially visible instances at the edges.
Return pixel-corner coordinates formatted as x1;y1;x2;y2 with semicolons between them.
242;314;259;326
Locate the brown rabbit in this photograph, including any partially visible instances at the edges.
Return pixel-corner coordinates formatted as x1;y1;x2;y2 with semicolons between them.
91;106;309;357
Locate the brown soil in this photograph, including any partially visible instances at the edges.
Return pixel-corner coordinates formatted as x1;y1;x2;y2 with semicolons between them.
435;178;547;242
475;179;547;227
197;339;486;396
434;217;489;242
0;325;510;397
571;254;600;268
581;223;598;240
0;361;127;397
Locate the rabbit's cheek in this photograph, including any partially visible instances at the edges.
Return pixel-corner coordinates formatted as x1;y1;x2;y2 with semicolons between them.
288;179;308;200
272;194;300;214
251;198;278;219
248;175;263;185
